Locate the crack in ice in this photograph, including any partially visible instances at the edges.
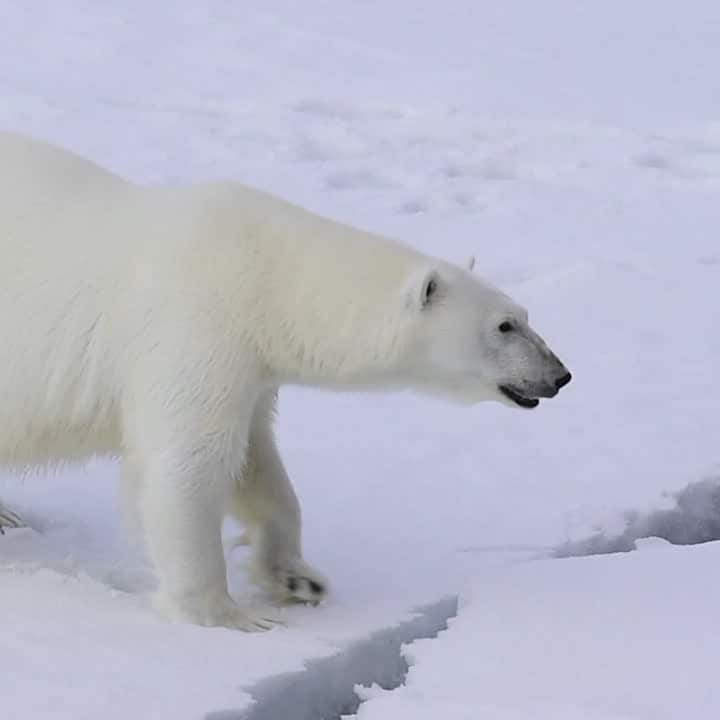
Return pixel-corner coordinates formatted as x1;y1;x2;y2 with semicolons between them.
554;474;720;558
206;595;458;720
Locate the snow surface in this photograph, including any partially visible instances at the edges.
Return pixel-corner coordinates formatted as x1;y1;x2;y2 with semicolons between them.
1;1;719;718
355;540;720;720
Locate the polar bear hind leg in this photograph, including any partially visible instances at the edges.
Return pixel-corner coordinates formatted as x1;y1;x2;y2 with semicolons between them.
229;390;327;605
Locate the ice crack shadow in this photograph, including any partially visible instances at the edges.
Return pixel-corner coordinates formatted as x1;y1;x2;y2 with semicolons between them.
206;595;458;720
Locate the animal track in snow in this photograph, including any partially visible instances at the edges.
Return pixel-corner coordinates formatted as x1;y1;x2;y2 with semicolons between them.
697;255;720;266
635;130;720;179
324;169;391;191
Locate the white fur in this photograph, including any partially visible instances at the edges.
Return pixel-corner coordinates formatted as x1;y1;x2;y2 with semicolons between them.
0;133;569;628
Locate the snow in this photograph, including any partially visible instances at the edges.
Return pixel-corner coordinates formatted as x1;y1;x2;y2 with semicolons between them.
355;541;720;720
1;1;719;718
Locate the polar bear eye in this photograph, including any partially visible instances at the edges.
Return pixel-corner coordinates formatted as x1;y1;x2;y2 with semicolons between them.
498;321;513;333
422;278;438;306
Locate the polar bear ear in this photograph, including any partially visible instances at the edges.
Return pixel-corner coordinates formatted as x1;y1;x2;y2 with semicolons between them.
406;267;441;311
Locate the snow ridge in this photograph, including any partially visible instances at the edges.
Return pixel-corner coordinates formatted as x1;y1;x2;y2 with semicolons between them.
554;473;720;558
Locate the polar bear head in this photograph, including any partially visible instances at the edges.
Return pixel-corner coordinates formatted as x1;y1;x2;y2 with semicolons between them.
399;260;571;409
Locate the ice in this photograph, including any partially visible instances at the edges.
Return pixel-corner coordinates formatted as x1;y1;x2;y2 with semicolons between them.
356;543;720;720
1;1;719;718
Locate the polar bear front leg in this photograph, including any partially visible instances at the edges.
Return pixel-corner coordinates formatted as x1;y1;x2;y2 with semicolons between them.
140;443;280;631
229;391;327;605
125;379;282;632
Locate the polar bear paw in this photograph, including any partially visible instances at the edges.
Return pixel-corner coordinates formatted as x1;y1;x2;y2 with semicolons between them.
252;558;328;605
154;591;283;632
0;502;24;534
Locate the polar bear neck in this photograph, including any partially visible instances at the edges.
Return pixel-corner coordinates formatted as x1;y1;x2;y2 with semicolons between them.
227;189;423;391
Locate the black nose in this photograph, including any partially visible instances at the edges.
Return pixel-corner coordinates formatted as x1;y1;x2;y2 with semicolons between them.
555;371;572;390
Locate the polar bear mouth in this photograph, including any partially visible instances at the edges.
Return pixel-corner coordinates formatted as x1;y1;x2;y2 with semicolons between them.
499;384;540;409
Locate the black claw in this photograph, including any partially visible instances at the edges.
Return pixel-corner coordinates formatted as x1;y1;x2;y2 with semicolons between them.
308;580;324;595
286;577;298;593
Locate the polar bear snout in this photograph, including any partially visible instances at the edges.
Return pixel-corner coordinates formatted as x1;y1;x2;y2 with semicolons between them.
537;354;573;398
526;366;572;398
541;351;572;396
528;370;572;399
496;337;572;409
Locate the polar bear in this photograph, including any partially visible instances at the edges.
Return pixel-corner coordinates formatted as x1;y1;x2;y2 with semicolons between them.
0;132;570;630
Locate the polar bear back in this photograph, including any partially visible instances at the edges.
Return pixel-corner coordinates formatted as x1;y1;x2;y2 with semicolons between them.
0;133;433;465
0;134;137;463
0;132;128;223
